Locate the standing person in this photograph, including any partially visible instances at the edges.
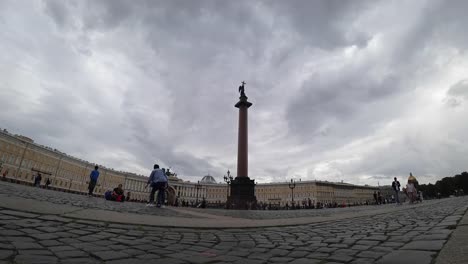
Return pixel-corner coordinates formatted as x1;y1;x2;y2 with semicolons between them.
406;180;417;203
373;191;378;205
146;164;168;208
34;173;42;187
392;177;401;204
45;178;51;189
88;166;100;197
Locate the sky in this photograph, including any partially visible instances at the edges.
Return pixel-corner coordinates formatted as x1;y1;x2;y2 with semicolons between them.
1;0;468;186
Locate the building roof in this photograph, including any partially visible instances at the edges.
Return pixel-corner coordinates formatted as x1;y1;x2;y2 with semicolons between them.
200;175;217;184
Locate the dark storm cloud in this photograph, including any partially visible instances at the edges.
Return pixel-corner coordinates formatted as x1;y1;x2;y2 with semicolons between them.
445;79;468;107
286;70;400;141
268;0;373;49
1;0;468;184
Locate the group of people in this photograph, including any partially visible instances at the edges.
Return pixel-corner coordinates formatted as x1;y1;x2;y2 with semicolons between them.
86;166;424;208
33;173;51;188
87;164;168;208
104;184;131;202
391;173;422;204
88;166;128;202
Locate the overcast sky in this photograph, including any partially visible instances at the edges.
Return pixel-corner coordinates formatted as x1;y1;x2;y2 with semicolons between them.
1;0;468;185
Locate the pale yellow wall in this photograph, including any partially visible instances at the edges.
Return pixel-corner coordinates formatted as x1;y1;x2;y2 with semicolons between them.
205;184;227;203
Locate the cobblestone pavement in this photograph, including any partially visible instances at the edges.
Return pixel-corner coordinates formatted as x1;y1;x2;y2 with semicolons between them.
0;181;419;221
0;182;195;218
181;205;400;220
0;183;466;264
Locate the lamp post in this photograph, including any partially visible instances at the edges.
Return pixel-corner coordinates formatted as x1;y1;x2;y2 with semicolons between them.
195;180;202;204
223;170;233;207
289;179;296;207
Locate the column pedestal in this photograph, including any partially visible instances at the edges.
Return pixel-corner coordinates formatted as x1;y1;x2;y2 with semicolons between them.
229;177;256;209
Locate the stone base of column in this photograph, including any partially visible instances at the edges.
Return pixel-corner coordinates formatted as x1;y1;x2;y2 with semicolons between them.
228;177;256;210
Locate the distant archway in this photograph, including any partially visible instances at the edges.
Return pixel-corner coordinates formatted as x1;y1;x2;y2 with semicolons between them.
166;186;176;205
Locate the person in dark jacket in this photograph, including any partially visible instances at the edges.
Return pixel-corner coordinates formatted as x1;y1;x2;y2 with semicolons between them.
392;177;401;204
45;178;51;189
34;173;42;187
88;166;100;196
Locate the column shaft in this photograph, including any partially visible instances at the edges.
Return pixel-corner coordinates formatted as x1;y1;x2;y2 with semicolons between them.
237;106;248;178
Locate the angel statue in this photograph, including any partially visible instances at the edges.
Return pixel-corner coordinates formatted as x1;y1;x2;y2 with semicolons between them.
238;81;246;97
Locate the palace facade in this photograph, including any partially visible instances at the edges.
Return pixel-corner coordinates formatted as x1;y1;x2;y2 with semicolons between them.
0;129;378;206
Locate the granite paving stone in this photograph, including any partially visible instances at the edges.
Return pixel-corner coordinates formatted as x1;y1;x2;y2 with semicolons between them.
355;240;381;246
12;241;44;249
371;246;394;253
17;249;54;255
0;229;24;236
60;258;102;264
401;240;446;251
54;250;89;258
378;250;436;264
91;250;130;260
289;258;322;264
350;245;371;250
48;245;76;252
327;254;354;262
351;258;376;264
0;243;14;250
14;254;59;264
413;234;449;240
0;250;14;259
29;233;60;240
356;250;386;259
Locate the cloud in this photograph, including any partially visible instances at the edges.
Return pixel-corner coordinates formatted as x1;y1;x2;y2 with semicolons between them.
0;0;467;186
445;79;468;107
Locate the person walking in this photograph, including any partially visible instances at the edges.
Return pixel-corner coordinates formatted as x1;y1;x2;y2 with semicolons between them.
392;177;401;204
146;164;168;208
88;165;100;196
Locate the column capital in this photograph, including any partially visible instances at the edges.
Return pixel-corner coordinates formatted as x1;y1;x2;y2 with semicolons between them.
235;95;252;108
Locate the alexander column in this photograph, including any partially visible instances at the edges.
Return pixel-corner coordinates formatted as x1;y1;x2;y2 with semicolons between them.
229;81;256;209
